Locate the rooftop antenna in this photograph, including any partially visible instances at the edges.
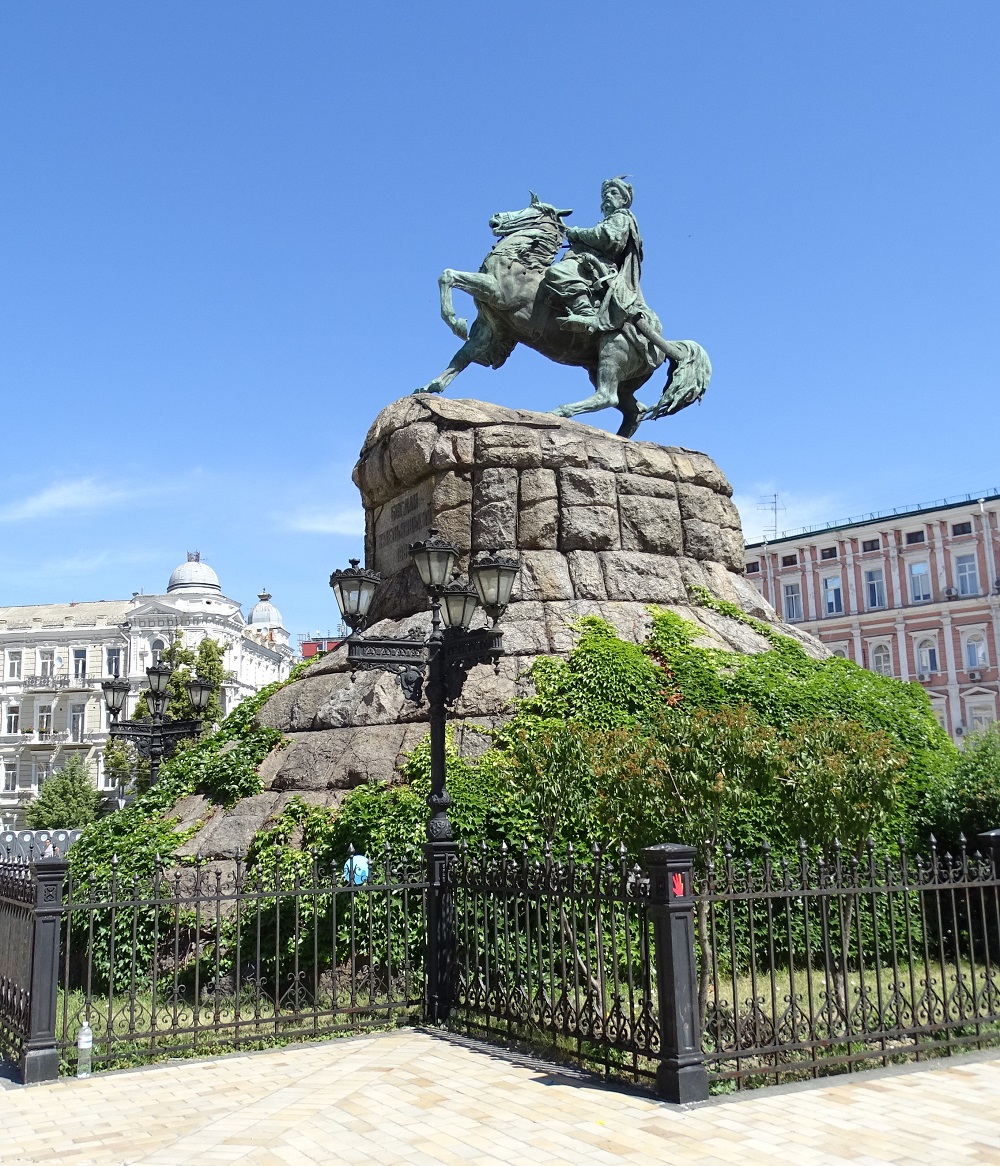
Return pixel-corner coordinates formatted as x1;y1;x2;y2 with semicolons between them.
757;493;786;543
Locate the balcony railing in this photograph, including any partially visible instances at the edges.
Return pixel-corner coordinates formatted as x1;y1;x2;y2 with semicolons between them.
23;730;70;745
21;674;101;691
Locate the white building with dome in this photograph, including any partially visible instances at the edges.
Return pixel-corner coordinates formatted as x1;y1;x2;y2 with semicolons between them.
0;553;295;826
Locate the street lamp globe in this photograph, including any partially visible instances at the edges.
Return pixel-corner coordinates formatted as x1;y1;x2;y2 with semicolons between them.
101;676;130;717
329;559;381;632
409;529;457;590
186;674;214;714
146;660;173;695
469;551;519;625
440;576;479;631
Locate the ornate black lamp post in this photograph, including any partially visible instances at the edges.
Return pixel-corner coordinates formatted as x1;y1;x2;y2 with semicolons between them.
101;663;213;787
330;534;519;842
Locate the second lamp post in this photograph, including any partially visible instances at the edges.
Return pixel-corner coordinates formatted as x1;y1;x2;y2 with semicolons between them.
330;531;518;842
102;662;214;787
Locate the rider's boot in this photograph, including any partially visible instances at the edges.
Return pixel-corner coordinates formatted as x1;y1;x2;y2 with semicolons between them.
559;295;600;334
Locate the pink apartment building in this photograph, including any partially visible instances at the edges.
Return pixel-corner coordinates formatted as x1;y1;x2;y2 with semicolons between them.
744;490;1000;741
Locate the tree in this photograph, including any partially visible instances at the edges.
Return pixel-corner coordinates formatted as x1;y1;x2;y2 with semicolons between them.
24;755;103;829
133;635;229;728
102;735;140;795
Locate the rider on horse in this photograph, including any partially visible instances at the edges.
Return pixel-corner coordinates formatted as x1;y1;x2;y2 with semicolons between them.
544;176;650;336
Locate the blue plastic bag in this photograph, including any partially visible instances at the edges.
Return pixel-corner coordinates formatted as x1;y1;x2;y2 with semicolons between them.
343;853;370;885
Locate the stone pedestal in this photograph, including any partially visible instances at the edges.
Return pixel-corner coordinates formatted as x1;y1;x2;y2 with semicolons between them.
353;395;750;624
177;398;826;855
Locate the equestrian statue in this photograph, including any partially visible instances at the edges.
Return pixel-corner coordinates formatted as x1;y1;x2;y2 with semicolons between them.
415;177;711;439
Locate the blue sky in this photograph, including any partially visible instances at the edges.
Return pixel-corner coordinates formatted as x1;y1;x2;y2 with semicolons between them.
1;2;997;639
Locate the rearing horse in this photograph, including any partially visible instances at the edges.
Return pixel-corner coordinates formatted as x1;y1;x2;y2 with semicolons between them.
415;193;711;438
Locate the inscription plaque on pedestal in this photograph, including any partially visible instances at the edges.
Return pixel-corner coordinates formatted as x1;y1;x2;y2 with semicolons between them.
372;479;434;576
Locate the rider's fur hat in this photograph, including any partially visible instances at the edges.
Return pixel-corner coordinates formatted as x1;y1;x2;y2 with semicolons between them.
601;175;634;207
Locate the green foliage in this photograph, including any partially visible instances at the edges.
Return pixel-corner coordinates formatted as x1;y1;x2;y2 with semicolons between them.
928;723;1000;849
24;756;103;829
101;736;136;794
71;663;299;890
307;609;955;873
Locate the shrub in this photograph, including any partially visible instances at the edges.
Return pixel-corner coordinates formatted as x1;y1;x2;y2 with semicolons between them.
24;756;103;829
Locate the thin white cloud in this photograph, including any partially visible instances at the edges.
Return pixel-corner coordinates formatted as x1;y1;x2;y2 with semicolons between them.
0;478;132;522
285;507;366;536
0;549;161;586
733;485;844;545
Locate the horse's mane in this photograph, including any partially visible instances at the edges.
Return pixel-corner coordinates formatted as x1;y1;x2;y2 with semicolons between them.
487;213;564;272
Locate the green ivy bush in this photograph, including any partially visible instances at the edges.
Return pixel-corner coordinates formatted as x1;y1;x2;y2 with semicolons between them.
925;723;1000;851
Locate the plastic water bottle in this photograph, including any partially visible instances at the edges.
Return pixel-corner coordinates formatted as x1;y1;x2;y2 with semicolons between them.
76;1021;93;1079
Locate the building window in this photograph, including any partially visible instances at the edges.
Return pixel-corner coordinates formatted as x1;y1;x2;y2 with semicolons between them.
965;634;987;670
2;763;15;792
33;759;51;789
106;647;122;676
7;651;21;680
831;648;848;658
905;531;925;545
98;758;115;790
917;639;938;674
6;704;19;734
783;582;803;621
871;643;893;677
862;538;880;552
151;639;166;665
956;554;979;596
820;547;838;560
969;704;996;733
746;561;760;573
38;650;54;678
70;703;86;742
823;576;843;615
37;705;52;734
73;648;87;678
953;521;972;536
781;554;798;567
865;568;886;609
909;561;932;603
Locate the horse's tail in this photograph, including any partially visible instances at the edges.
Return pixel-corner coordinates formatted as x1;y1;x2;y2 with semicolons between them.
643;340;712;422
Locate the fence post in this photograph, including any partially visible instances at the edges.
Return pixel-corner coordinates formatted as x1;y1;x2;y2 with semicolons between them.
425;841;458;1024
20;859;68;1084
642;843;709;1104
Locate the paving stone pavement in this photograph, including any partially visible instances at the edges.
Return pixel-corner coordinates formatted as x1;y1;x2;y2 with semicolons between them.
2;1030;1000;1165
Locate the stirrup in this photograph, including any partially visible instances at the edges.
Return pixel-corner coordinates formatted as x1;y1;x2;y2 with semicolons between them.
560;313;598;334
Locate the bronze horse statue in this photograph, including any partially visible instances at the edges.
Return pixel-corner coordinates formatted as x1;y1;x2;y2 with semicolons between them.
415;193;711;438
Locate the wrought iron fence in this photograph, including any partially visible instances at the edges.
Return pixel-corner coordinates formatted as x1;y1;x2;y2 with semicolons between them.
7;832;1000;1094
53;847;428;1073
447;842;661;1083
697;838;1000;1088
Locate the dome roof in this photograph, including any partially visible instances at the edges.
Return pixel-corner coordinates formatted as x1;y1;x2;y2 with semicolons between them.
167;552;221;594
248;589;283;627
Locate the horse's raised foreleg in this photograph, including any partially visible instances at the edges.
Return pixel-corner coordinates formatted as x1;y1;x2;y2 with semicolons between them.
439;269;503;340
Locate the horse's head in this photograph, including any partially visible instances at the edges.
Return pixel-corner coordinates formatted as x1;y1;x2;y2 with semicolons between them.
488;191;572;239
